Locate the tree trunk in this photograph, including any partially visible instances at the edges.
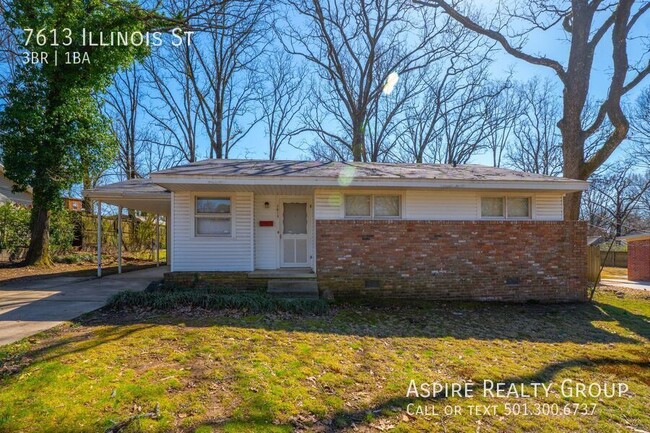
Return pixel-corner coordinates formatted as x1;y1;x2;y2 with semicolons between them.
24;201;52;266
351;114;366;162
82;174;93;214
215;111;223;159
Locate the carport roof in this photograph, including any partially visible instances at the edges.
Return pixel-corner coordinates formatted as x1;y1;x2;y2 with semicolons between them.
83;179;170;215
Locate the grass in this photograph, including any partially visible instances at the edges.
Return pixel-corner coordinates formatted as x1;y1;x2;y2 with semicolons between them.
601;266;628;280
0;287;648;432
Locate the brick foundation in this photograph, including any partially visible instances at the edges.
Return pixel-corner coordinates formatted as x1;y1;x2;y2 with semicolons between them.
164;272;268;290
627;239;650;281
316;220;587;302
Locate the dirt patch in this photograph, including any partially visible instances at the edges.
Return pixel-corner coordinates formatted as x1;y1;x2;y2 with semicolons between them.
0;256;159;284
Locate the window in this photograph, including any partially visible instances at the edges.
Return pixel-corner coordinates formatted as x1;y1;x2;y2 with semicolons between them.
481;197;504;217
195;197;232;236
345;194;401;219
374;195;400;218
345;195;371;217
481;196;531;219
507;197;530;218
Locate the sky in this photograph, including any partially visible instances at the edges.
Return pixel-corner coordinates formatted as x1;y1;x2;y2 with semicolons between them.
1;1;649;171
228;1;650;166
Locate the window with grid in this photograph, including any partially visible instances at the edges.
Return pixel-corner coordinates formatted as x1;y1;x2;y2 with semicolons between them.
195;197;232;236
344;195;400;219
480;196;531;219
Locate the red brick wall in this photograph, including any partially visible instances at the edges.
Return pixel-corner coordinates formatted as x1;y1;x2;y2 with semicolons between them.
628;239;650;281
316;220;587;302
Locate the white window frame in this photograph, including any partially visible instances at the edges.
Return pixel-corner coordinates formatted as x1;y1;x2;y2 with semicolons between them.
480;195;533;220
344;194;402;220
194;195;234;237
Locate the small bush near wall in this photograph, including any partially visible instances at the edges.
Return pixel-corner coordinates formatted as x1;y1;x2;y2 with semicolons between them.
107;287;329;315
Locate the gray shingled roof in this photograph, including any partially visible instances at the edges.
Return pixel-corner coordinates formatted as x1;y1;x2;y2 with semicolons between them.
151;159;584;184
86;179;169;197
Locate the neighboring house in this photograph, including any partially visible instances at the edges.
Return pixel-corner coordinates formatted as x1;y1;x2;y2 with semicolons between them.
621;233;650;282
85;159;590;302
0;164;32;206
63;197;84;211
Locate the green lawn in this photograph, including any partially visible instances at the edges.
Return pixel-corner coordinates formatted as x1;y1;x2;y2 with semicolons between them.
0;287;648;432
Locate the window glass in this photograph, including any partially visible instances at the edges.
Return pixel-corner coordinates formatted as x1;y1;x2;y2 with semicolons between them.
374;195;400;217
196;198;230;214
283;203;307;234
481;197;504;217
507;197;531;218
345;195;371;217
196;217;231;235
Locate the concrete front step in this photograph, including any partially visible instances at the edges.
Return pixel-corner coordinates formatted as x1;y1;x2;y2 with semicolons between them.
267;279;319;298
249;269;316;279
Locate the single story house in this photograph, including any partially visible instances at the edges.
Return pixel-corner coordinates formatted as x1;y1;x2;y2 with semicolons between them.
85;159;590;302
621;233;650;282
0;164;32;206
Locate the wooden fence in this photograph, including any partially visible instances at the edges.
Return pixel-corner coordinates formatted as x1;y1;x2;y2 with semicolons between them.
600;251;627;268
587;245;601;282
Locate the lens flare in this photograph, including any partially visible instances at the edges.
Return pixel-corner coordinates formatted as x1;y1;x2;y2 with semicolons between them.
382;72;399;95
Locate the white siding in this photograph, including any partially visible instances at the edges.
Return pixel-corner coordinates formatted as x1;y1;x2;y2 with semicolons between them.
172;191;253;271
405;190;478;220
254;195;280;269
0;173;32;205
534;193;564;221
314;188;565;221
314;189;342;219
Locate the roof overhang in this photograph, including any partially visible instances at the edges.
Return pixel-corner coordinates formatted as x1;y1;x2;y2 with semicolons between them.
150;175;590;193
84;180;171;215
621;233;650;243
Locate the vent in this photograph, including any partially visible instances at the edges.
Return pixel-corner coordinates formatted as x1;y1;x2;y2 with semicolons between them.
365;279;381;289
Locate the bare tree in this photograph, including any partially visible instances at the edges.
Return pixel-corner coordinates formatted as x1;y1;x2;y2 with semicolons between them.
583;162;650;236
186;0;269;159
142;43;201;163
256;51;307;160
364;70;421;162
437;70;508;164
399;61;507;164
395;23;497;164
483;80;519;168
104;65;146;180
630;86;650;168
279;0;452;161
416;0;650;220
507;78;563;176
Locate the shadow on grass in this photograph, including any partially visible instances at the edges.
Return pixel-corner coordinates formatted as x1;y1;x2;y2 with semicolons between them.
0;323;155;378
75;299;647;344
2;296;646;383
180;355;650;433
595;301;650;340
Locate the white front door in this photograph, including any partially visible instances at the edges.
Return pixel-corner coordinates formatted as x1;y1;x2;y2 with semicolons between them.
280;201;309;267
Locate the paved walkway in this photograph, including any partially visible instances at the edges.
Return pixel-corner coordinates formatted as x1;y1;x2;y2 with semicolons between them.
0;266;168;346
600;278;650;291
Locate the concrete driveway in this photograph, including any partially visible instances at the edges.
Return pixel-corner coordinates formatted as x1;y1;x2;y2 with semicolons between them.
600;278;650;291
0;266;167;346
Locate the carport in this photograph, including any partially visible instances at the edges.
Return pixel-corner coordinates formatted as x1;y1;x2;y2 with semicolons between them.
83;179;171;277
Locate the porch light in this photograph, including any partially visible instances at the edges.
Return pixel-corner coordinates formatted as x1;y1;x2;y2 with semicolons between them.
264;201;270;209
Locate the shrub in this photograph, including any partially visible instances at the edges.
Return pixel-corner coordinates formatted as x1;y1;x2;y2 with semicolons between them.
50;208;75;254
53;252;94;264
107;289;329;315
0;202;30;255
